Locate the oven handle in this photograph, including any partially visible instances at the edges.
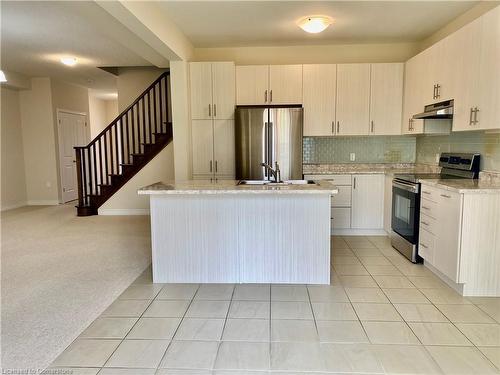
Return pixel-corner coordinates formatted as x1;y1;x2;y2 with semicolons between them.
392;180;419;193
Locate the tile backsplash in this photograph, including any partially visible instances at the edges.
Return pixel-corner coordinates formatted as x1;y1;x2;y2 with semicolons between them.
416;131;500;172
303;136;417;164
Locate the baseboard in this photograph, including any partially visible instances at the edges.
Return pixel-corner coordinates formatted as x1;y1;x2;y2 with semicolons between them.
26;200;60;206
98;208;150;216
1;201;27;212
332;229;388;236
424;261;465;295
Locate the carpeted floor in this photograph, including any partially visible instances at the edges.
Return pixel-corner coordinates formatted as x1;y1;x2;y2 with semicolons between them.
1;204;152;370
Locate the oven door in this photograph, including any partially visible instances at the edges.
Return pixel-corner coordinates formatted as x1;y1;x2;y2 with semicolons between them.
392;180;420;244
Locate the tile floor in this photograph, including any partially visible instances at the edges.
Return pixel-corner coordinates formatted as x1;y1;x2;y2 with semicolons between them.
47;235;500;374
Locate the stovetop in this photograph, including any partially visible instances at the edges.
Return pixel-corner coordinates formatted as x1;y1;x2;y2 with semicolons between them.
393;173;465;184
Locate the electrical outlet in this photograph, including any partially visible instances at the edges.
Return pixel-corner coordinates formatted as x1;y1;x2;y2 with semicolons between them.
350;153;356;162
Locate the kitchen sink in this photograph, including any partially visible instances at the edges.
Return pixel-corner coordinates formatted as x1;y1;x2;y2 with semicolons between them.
237;179;317;186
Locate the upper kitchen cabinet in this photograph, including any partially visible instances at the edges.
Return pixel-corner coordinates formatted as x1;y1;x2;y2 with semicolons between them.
236;65;303;105
336;64;370;136
302;64;336;136
369;63;404;135
402;54;425;135
268;65;303;104
477;6;500;131
190;62;235;120
236;65;269;105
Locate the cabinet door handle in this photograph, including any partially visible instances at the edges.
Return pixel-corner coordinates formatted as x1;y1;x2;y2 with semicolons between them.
469;107;474;125
208;104;211;117
210;160;213;172
436;84;441;98
265;90;268;103
337;121;340;133
423;191;431;195
440;194;451;198
215;160;218;173
353;177;356;189
474;107;479;124
213;104;217;117
331;121;335;134
270;90;273;103
433;85;436;99
421;221;429;226
422;206;430;210
420;243;428;249
371;120;374;133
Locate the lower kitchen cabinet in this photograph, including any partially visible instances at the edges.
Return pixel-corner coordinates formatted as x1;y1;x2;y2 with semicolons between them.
351;174;385;229
305;173;385;234
419;184;500;296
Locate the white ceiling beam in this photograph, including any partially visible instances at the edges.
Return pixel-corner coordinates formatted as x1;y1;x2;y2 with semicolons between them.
95;1;194;63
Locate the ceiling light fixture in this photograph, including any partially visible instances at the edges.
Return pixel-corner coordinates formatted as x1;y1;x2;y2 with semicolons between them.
0;70;6;83
60;57;78;66
298;15;333;34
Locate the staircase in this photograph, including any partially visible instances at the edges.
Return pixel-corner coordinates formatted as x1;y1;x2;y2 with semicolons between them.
75;71;172;216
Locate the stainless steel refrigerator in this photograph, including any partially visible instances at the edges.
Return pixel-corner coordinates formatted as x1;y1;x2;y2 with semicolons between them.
235;106;303;181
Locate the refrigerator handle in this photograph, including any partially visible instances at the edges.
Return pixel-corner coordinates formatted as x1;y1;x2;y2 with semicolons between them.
267;122;273;172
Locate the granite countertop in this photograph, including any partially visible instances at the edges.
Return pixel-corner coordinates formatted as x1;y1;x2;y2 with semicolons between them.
138;180;339;195
419;179;500;194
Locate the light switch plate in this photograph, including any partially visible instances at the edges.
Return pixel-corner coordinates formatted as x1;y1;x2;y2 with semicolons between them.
350;153;356;161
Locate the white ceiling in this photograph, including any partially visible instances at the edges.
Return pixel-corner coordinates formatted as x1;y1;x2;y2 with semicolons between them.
1;1;160;92
160;1;478;47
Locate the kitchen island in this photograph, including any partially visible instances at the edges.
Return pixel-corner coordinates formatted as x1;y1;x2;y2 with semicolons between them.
139;180;338;284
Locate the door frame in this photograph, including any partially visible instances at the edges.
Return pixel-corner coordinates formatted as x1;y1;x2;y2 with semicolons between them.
56;109;89;203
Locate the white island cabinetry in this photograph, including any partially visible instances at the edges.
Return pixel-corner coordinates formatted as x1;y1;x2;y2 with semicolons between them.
139;180;337;284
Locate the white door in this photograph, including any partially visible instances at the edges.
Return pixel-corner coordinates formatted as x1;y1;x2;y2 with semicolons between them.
369;63;404;135
191;119;214;178
269;65;303;104
303;64;337;136
402;55;425;134
336;64;370;136
212;62;236;120
190;62;213;119
58;111;87;203
213;119;235;179
351;174;384;229
236;65;269;105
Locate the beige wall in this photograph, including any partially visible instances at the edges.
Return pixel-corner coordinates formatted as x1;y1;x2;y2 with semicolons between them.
98;144;175;214
1;87;27;210
117;67;168;111
19;78;59;204
419;2;500;51
105;99;118;124
193;42;420;65
88;94;108;138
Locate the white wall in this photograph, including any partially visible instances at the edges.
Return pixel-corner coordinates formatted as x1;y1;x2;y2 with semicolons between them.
19;78;59;205
193;42;420;65
1;87;27;210
98;144;175;214
88;94;107;138
105;99;118;124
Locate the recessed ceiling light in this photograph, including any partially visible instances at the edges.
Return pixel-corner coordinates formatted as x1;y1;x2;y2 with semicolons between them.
298;15;333;34
60;57;78;66
0;70;7;83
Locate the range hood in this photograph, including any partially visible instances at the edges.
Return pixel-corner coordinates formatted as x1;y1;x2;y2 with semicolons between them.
413;100;454;120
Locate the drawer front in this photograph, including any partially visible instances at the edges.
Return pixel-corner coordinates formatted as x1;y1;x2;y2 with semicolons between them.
420;198;438;219
305;174;351;185
419;213;437;235
331;207;351;229
419;228;435;263
421;186;438;202
331;185;352;207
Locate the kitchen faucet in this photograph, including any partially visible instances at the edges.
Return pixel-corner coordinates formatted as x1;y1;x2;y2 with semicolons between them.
261;161;281;183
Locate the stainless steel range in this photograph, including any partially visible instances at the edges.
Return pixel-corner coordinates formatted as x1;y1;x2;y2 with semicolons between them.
391;153;480;263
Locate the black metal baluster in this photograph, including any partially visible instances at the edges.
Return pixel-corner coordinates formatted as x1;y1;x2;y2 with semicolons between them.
152;84;157;133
